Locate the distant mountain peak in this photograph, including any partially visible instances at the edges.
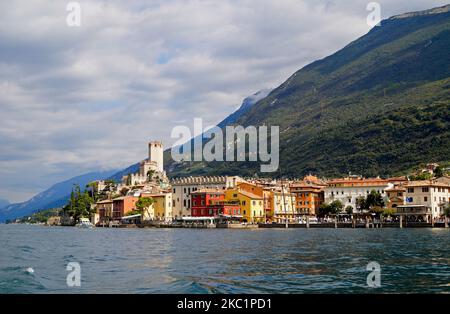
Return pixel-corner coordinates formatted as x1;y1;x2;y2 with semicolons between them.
390;4;450;20
217;88;273;128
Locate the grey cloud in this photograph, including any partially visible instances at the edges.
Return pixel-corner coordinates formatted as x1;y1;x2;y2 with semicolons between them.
0;0;447;202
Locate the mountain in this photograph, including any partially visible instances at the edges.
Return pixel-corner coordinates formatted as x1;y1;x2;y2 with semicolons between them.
217;89;273;128
165;4;450;178
163;89;273;175
0;170;117;222
0;199;10;210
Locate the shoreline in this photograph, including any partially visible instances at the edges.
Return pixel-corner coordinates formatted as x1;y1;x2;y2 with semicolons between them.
4;222;449;229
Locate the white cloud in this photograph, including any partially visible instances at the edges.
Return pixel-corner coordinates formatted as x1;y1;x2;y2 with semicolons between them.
0;0;447;202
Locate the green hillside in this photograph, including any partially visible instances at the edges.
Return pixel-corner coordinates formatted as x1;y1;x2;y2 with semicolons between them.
166;5;450;178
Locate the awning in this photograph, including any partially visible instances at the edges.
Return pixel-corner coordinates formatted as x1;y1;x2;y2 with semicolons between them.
181;217;215;221
121;214;142;220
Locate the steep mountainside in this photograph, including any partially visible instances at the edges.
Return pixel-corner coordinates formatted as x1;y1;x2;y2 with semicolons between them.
166;5;450;178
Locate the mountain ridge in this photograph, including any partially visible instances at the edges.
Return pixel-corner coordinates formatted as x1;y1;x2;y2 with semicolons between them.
0;170;117;222
166;5;450;178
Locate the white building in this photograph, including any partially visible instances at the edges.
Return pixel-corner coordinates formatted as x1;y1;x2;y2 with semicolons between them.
171;176;244;218
403;180;450;219
324;177;393;213
272;189;297;223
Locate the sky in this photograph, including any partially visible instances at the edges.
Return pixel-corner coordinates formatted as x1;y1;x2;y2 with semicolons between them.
0;0;448;203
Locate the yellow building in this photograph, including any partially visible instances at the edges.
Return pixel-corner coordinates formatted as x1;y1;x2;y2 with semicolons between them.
225;189;265;223
237;182;273;222
140;192;173;221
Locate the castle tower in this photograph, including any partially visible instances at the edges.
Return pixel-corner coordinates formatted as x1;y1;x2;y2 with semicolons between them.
149;141;164;173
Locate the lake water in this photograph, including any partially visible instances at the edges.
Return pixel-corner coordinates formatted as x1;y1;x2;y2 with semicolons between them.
0;224;449;294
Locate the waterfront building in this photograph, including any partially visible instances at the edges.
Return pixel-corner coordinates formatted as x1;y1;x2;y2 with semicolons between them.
289;176;326;217
96;199;114;223
385;186;406;209
324;177;393;213
225;189;264;223
271;189;297;223
191;189;224;217
236;182;273;221
171;176;244;218
402;180;450;220
396;205;433;223
112;196;139;219
140;192;173;221
191;189;241;218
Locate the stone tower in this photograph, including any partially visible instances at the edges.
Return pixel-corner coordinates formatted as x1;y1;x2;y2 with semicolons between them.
149;141;164;173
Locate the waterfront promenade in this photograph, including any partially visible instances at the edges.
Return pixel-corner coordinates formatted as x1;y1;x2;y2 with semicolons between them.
102;220;449;229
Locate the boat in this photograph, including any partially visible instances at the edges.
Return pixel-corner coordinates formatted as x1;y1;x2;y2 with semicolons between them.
76;218;94;229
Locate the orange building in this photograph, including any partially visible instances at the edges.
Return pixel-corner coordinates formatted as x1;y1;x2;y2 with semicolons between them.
289;183;324;216
288;176;325;217
112;196;139;219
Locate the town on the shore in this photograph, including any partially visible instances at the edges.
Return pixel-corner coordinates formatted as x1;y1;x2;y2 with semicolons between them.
30;141;450;229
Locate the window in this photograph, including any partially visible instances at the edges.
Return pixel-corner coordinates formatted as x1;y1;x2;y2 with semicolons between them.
407;188;414;193
422;187;429;193
424;197;428;202
183;200;186;207
184;188;187;193
173;188;176;193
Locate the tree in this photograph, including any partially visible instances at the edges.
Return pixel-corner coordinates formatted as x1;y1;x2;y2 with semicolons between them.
356;196;367;212
345;206;354;215
318;203;332;217
366;190;384;209
63;184;94;223
86;181;99;202
136;197;154;218
444;204;450;218
363;190;385;217
329;200;344;215
147;170;155;182
434;166;444;178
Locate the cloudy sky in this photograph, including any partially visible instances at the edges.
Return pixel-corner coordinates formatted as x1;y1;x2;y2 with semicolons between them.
0;0;447;203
